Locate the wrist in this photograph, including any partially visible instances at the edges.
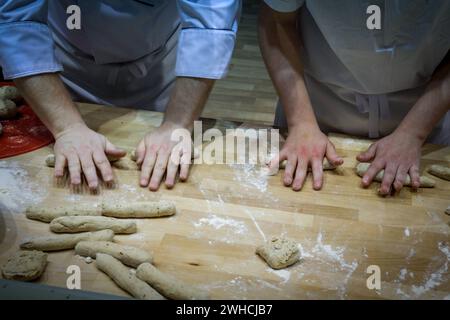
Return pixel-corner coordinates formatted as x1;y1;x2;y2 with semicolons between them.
53;121;87;139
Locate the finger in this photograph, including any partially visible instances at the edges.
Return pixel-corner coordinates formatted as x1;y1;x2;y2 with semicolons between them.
268;151;287;170
325;142;343;166
149;152;170;191
135;140;146;166
409;165;421;190
362;160;385;187
311;157;324;190
139;149;157;187
79;152;99;190
357;143;377;162
54;154;67;178
105;139;126;158
292;157;308;191
179;151;191;181
393;166;408;192
283;155;297;186
165;149;181;188
379;164;396;195
93;151;114;183
67;153;81;186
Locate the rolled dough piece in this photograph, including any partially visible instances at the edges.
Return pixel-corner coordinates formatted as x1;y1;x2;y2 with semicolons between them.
445;206;450;216
45;153;121;168
264;157;335;176
355;163;435;188
75;241;152;268
26;205;102;223
102;200;176;218
111;155;139;171
427;164;450;181
50;216;137;234
95;253;164;300
1;250;47;281
0;86;20;100
256;236;300;269
136;263;209;300
0;99;17;119
20;229;114;251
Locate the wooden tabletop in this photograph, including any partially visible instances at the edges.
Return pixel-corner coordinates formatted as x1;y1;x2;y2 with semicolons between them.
0;103;449;299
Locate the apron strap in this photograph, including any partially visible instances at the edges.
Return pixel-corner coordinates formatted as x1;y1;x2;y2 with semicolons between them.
355;93;390;139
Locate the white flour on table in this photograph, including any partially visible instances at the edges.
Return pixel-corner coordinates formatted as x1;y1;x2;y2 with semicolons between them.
0;161;47;213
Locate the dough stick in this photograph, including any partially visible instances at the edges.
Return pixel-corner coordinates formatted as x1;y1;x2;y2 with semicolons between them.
101;200;176;218
20;229;114;251
26;205;102;223
355;163;435;188
427;164;450;181
95;253;164;300
45;153;122;168
50;216;137;234
136;263;209;300
264;158;335;176
75;241;152;268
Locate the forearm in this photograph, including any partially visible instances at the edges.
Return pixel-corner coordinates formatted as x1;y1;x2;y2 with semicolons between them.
14;73;84;137
396;63;450;142
162;77;215;131
258;4;317;130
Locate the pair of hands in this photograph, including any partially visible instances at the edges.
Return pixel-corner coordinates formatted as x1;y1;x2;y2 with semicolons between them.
53;122;189;191
268;125;423;195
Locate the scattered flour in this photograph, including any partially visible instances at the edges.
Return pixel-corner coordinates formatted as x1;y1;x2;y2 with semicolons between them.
0;161;47;213
266;268;291;284
404;228;410;237
193;214;247;235
399;268;408;281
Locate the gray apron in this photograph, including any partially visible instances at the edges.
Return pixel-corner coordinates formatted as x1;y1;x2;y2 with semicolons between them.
275;0;450;145
47;0;179;111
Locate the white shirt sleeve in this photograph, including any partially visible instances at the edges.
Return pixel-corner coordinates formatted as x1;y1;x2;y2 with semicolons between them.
263;0;304;12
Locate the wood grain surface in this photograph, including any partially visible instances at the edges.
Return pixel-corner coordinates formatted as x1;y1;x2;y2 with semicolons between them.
0;103;449;300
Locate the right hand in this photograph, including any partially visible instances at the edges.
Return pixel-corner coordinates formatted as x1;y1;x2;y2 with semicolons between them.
53;123;126;189
268;124;343;191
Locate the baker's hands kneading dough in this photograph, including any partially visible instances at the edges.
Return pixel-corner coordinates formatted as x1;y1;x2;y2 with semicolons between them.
268;125;343;191
136;122;192;191
53;123;126;189
357;130;423;195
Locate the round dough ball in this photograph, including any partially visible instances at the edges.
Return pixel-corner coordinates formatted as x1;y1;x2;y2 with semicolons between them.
1;250;48;281
0;99;18;119
0;86;20;100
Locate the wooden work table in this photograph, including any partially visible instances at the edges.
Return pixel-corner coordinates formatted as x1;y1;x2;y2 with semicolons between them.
0;103;449;299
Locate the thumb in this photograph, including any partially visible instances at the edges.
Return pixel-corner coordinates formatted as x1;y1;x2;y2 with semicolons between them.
105;139;126;159
357;143;377;162
325;142;343;166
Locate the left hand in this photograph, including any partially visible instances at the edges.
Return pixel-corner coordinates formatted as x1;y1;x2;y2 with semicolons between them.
356;130;424;195
136;122;192;191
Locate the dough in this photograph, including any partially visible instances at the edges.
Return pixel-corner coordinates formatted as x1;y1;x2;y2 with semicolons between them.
0;99;17;119
111;154;139;171
0;86;20;100
26;205;102;223
95;253;164;300
75;241;152;268
1;250;47;281
355;163;435;188
45;153;122;168
0;123;3;136
445;206;450;216
264;157;335;176
20;229;114;251
427;164;450;181
102;200;176;218
136;263;209;300
256;236;300;269
50;216;137;234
